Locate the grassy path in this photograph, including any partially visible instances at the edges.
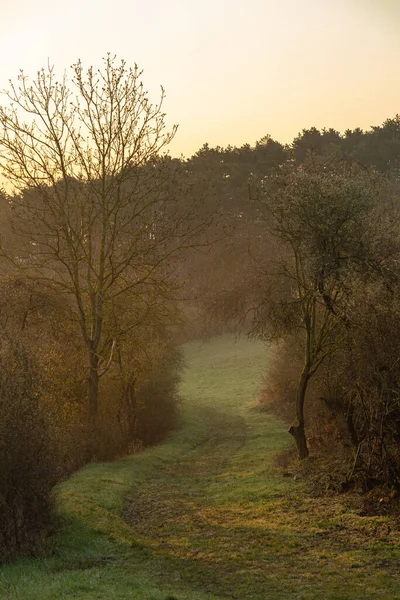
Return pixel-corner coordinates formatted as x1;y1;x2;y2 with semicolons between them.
0;335;400;599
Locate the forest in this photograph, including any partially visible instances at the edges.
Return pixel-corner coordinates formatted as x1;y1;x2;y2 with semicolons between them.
0;56;400;597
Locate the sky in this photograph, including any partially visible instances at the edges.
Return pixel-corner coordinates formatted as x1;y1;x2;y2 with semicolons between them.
0;0;399;157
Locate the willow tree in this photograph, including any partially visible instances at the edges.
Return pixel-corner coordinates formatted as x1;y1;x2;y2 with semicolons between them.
0;56;202;419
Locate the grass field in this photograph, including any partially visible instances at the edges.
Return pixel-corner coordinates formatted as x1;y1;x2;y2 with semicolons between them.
0;335;399;599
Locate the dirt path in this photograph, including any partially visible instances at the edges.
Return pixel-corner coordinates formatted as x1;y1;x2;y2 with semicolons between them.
124;407;250;595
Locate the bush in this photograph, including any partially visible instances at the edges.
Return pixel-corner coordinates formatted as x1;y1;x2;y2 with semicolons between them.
133;337;182;445
0;277;184;558
261;277;400;492
94;329;183;460
0;338;57;560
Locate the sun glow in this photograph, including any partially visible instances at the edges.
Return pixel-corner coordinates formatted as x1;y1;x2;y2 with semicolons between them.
0;0;399;156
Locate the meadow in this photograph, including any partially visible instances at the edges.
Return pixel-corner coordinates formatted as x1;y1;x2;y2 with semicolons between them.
0;335;399;599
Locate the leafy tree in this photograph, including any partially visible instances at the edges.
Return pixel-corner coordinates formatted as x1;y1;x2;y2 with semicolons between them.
249;166;381;458
292;127;325;163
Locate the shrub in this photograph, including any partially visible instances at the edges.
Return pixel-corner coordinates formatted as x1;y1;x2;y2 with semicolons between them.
0;338;57;559
133;336;182;445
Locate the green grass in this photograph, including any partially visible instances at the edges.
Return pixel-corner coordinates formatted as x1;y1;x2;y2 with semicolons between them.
0;334;399;599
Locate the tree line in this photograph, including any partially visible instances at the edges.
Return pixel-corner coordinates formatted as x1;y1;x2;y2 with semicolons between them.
192;120;400;499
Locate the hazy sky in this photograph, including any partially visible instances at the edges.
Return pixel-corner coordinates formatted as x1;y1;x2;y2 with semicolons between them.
1;0;399;157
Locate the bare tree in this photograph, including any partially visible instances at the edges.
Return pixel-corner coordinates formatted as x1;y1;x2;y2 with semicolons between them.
0;55;204;419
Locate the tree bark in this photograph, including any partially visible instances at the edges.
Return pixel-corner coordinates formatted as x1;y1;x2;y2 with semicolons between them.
88;350;99;419
289;366;310;459
346;401;359;448
289;421;309;459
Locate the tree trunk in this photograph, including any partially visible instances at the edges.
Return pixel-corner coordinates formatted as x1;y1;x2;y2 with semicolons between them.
289;366;310;459
88;350;99;419
346;401;359;448
289;421;309;459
